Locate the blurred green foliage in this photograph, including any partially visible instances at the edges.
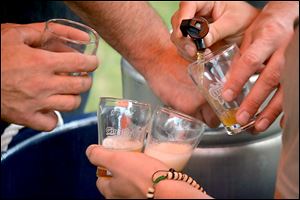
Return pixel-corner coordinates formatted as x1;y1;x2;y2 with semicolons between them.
85;1;179;113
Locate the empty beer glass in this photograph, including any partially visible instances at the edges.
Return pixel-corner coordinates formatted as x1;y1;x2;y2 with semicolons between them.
144;107;205;171
97;97;152;177
188;43;256;135
41;18;99;75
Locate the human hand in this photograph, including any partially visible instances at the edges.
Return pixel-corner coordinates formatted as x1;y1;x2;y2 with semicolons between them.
1;23;98;131
171;1;258;61
86;144;211;199
222;2;299;132
143;45;220;128
86;144;169;199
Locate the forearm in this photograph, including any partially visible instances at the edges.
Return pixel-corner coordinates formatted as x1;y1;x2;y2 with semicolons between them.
65;1;172;76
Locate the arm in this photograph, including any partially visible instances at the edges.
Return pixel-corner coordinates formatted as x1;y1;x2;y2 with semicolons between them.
66;1;220;127
274;26;299;199
66;2;169;76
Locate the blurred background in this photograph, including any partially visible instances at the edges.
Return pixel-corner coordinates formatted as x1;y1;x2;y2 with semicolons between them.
85;1;179;113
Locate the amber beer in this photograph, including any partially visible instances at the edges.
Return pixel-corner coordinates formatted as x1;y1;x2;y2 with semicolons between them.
97;135;144;177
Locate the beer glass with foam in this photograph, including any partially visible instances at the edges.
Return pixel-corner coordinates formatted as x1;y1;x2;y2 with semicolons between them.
144;107;205;171
97;97;152;177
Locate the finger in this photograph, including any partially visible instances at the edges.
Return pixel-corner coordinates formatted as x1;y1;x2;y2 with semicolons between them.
46;20;90;42
50;75;93;95
205;17;244;47
171;37;197;61
20;22;47;32
86;145;118;171
253;85;283;133
27;111;58;131
171;2;198;39
236;51;283;125
178;1;214;20
96;177;113;198
44;95;81;112
46;51;98;73
223;31;285;102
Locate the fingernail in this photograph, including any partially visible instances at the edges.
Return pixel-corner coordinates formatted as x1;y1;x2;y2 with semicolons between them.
256;118;270;131
185;44;196;57
237;111;250;125
223;89;234;101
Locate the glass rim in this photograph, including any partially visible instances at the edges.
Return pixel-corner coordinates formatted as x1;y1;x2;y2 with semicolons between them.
45;18;100;45
195;43;237;65
99;97;151;108
155;106;205;128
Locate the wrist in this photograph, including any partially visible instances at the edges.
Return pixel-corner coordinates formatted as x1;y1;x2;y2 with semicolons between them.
146;169;212;199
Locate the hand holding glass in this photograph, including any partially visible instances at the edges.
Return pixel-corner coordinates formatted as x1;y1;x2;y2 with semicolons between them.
97;97;152;177
188;43;256;135
41;18;99;75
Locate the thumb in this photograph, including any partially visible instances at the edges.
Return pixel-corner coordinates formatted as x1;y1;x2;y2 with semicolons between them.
86;145;116;170
204;17;240;47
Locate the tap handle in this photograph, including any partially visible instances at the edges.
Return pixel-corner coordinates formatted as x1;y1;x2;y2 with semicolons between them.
180;17;209;51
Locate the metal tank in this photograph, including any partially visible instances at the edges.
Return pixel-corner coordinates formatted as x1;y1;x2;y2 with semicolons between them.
121;58;282;199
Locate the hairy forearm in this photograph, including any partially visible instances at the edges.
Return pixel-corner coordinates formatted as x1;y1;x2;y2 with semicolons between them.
65;1;172;75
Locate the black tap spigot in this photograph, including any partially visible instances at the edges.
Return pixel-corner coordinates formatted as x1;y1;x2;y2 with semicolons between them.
180;17;209;51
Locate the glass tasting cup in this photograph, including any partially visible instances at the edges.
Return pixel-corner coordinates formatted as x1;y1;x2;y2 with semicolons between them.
97;97;152;177
144;106;205;171
188;43;256;135
41;18;99;76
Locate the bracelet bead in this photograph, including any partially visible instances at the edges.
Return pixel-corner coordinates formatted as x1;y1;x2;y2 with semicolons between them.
191;180;197;187
187;177;193;184
167;172;173;179
146;193;154;199
148;187;155;193
177;172;183;180
173;172;179;180
182;174;188;182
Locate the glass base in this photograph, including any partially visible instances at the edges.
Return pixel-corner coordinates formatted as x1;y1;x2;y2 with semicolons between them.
225;120;256;135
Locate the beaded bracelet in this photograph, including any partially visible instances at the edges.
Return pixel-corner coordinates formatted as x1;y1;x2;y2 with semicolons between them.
146;168;206;199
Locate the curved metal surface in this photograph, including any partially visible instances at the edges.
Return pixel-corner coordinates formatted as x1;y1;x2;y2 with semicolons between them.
185;133;282;199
